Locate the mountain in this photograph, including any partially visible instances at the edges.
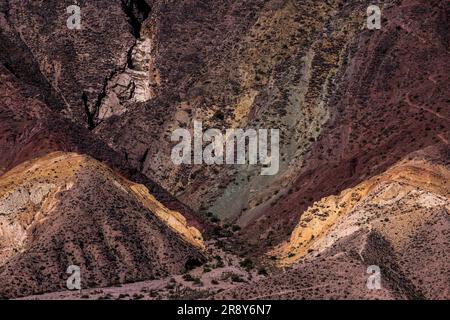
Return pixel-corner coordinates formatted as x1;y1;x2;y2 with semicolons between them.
214;147;449;299
0;0;448;300
0;152;205;298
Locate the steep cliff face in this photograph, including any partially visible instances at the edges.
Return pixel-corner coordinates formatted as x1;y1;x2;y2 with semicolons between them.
2;0;136;126
0;152;205;299
86;0;450;249
0;64;204;231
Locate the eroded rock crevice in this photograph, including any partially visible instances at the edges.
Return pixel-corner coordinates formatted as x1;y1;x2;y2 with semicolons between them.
96;0;159;122
121;0;152;38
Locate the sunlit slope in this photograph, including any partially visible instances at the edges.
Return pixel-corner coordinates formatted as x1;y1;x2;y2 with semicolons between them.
0;152;205;298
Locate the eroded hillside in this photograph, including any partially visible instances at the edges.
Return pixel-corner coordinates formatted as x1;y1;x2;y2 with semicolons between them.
0;152;205;298
0;0;448;300
215;147;450;300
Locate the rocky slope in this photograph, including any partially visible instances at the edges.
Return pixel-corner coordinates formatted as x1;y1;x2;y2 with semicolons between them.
0;152;205;299
272;147;450;267
0;63;204;232
3;0;447;246
0;0;448;300
237;0;450;250
214;147;450;300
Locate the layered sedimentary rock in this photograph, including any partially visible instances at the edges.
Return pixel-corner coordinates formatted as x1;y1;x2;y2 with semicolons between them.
0;152;205;299
236;0;450;250
3;0;447;246
0;0;449;300
215;148;450;300
272;150;450;267
89;0;450;254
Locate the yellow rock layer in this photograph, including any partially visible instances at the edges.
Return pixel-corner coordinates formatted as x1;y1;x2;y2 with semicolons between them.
0;152;85;196
129;184;205;250
270;159;450;266
0;152;205;263
233;89;258;126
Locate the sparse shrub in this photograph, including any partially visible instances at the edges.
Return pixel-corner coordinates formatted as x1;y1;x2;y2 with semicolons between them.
210;216;220;223
203;266;211;273
231;225;241;232
165;282;175;290
231;274;245;283
182;274;195;282
239;258;254;271
192;277;203;287
257;267;268;276
132;293;144;300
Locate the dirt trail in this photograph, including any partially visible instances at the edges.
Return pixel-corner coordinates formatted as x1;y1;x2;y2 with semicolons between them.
437;134;449;145
405;95;449;122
